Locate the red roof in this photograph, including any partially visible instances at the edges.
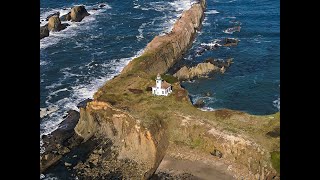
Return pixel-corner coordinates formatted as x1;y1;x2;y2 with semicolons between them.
161;81;171;89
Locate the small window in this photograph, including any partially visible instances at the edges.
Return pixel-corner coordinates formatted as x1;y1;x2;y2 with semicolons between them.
162;91;164;94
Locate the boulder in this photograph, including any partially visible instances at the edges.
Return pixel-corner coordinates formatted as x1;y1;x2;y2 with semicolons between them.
70;6;90;22
60;12;71;21
48;15;67;32
210;149;223;158
194;99;205;108
99;4;106;8
46;12;60;21
40;25;49;39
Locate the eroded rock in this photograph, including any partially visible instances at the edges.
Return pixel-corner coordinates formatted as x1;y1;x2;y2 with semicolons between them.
70;6;90;22
40;25;49;39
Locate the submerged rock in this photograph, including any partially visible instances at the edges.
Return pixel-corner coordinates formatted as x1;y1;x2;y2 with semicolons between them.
194;99;205;108
70;6;90;22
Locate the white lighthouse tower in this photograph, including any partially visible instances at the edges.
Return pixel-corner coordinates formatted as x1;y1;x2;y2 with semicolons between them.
152;73;172;96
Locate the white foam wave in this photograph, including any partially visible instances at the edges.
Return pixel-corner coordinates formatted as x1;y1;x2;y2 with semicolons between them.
40;49;144;139
40;60;48;66
137;23;147;41
273;97;280;111
205;9;220;14
199;107;216;111
40;3;111;50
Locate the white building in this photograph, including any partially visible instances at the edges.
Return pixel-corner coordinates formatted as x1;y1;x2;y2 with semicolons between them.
152;73;172;96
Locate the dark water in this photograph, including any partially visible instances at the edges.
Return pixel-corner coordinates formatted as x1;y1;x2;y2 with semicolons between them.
180;0;280;115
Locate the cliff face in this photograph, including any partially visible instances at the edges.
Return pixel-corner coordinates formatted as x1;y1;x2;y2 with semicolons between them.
122;0;206;76
74;101;169;179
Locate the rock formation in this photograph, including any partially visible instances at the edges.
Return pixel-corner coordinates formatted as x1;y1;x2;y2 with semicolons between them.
40;5;90;40
174;62;218;80
72;101;169;179
122;0;206;76
47;15;68;32
70;5;90;22
40;25;49;39
174;58;233;80
46;12;60;21
60;12;71;21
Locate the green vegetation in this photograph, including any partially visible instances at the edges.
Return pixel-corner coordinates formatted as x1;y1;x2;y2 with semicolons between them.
150;74;178;84
270;151;280;173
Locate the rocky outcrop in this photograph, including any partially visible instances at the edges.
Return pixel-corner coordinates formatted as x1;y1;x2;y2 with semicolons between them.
40;110;82;173
40;25;49;39
122;0;206;76
60;12;71;21
46;12;60;21
70;6;90;22
73;101;169;179
174;58;233;80
174;62;218;80
47;15;68;32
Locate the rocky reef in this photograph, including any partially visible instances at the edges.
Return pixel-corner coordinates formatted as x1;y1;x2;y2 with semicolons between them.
40;5;90;39
173;58;233;80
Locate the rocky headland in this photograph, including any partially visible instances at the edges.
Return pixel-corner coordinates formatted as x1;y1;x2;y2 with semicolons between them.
41;0;280;179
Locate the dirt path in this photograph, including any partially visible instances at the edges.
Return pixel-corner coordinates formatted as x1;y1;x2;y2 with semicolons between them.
153;154;235;180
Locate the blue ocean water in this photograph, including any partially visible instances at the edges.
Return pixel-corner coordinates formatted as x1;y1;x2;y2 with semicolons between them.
180;0;280;115
40;0;279;137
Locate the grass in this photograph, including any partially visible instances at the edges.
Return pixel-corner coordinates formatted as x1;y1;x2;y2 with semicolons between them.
270;151;280;173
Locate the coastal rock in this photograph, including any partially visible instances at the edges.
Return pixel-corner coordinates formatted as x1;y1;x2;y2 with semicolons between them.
74;101;169;179
40;25;49;39
70;6;90;22
77;98;93;109
173;62;219;80
223;38;239;46
47;15;68;32
46;12;60;21
60;12;71;21
122;0;206;75
194;99;205;108
204;57;233;68
99;4;106;8
40;110;82;173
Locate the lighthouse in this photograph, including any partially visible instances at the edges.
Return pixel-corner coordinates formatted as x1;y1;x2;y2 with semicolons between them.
152;73;172;96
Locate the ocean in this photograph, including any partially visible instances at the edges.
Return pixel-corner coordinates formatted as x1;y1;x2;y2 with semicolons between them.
40;0;279;166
